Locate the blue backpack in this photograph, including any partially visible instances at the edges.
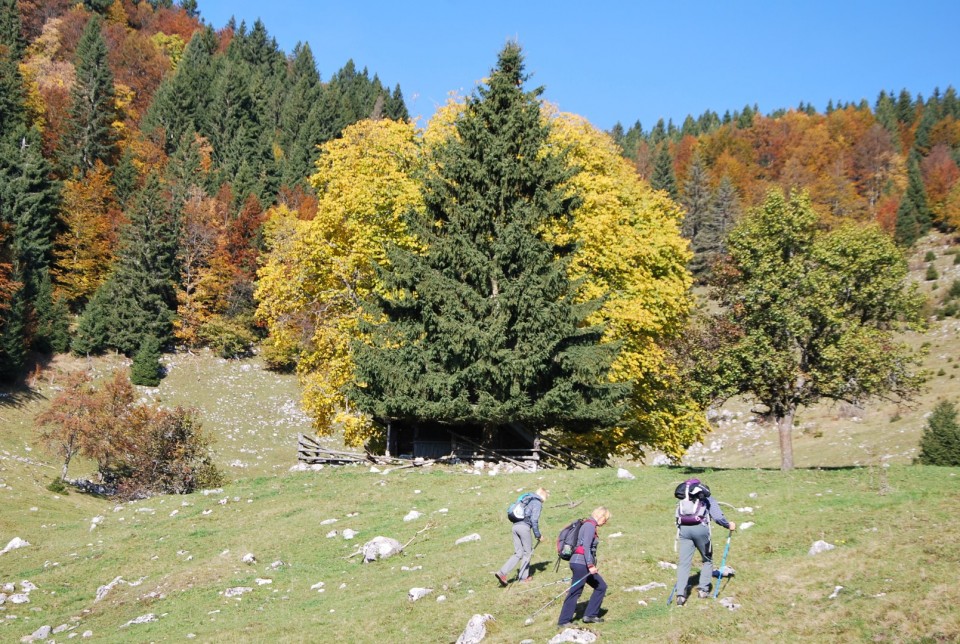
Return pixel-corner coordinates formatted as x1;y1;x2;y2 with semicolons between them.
507;493;534;522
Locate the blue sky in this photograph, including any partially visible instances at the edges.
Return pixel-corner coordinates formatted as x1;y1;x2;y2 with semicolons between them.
197;1;960;132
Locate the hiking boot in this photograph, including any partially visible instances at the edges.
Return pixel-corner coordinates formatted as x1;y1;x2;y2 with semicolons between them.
582;616;605;623
519;577;532;583
698;589;711;599
494;572;509;586
675;595;687;606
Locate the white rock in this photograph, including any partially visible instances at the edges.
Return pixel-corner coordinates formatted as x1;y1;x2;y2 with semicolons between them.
120;614;157;627
737;507;753;513
0;537;29;555
740;521;755;530
624;582;666;592
28;625;52;640
607;532;623;538
224;587;252;598
310;582;325;591
89;516;104;531
616;468;636;480
436;595;446;602
342;529;358;540
719;596;741;611
403;511;423;522
549;628;598;643
455;533;482;545
362;536;403;563
828;585;843;599
82;631;93;638
269;561;284;570
319;518;338;525
20;581;37;592
455;613;494;644
254;578;272;586
325;530;338;538
658;561;678;570
95;576;124;602
241;553;256;564
408;587;433;601
10;593;29;604
369;466;381;473
808;540;836;556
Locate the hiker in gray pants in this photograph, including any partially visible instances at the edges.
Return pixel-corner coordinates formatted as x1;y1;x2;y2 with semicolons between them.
495;488;548;585
673;482;736;605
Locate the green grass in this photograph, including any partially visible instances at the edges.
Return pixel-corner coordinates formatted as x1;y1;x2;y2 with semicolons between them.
1;232;959;642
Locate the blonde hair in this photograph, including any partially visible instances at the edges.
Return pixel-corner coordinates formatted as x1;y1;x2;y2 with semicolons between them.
536;487;549;500
591;506;611;523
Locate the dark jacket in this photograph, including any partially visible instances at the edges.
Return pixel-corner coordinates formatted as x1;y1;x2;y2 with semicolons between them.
569;518;599;567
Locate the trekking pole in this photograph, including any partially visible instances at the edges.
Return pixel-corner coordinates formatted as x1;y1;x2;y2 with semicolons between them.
523;575;588;625
712;530;733;599
516;577;572;594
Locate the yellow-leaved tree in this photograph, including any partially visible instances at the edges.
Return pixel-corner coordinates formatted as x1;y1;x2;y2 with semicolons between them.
545;110;705;460
256;118;422;445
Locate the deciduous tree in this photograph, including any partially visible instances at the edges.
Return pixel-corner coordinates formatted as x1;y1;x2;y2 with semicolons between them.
687;190;924;470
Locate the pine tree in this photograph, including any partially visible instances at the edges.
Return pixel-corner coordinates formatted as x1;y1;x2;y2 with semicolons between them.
651;143;678;198
32;268;70;353
73;173;179;354
278;41;323;188
130;334;163;386
917;400;960;466
0;0;25;60
351;43;625;442
0;126;60;298
711;176;741;253
58;15;119;176
895;151;932;246
679;154;714;276
0;262;27;380
141;27;217;155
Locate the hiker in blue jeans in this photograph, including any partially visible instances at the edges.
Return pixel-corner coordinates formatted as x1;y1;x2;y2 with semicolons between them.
672;479;736;606
557;506;610;626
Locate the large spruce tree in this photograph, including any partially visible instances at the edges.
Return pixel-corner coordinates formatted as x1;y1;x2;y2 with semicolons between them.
58;15;118;176
73;173;179;355
350;44;625;443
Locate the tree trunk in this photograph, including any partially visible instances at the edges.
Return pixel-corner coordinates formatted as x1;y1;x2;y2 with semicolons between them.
777;406;796;471
61;459;69;481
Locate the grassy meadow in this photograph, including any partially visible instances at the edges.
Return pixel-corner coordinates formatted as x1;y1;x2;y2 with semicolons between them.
0;234;959;642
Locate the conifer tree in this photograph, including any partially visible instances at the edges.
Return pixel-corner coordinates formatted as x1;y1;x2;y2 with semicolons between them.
351;44;625;442
679;154;714;276
59;15;118;176
651;143;678;198
131;334;163;386
278;42;323;188
141;27;217;155
0;0;24;60
917;400;960;466
895;151;932;246
73;173;179;354
0;271;26;380
33;268;70;353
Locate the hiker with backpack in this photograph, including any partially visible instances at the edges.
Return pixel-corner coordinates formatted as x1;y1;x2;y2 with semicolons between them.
557;506;611;626
495;487;549;585
671;478;736;606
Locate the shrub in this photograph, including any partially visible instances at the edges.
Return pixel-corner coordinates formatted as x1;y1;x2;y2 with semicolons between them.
925;265;939;281
916;400;960;466
955;253;960;265
116;406;224;499
197;316;256;359
949;279;960;299
46;477;68;494
924;250;937;261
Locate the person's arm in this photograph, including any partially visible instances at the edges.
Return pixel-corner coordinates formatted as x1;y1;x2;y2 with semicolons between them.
528;499;543;539
708;499;735;530
580;521;598;568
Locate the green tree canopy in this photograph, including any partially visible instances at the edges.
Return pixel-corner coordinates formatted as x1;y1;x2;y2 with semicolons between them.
686;190;925;470
349;43;625;443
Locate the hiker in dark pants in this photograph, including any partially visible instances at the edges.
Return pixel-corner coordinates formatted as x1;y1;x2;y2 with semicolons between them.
495;488;548;585
672;479;736;606
557;506;610;626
